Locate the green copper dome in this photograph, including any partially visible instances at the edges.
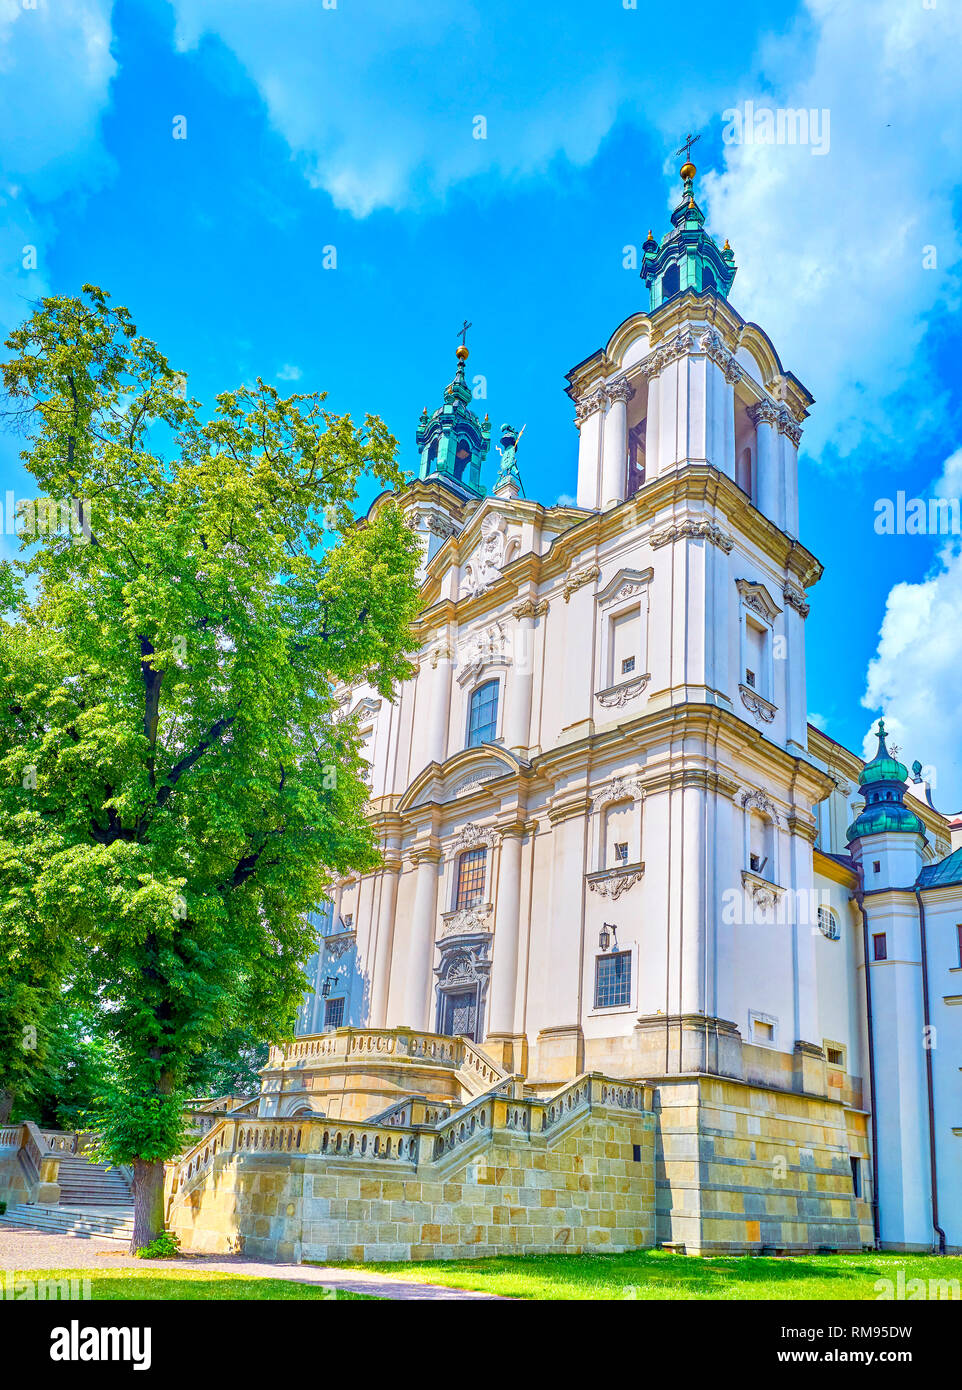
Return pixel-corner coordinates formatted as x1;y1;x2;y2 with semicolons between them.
846;719;925;844
640;161;736;312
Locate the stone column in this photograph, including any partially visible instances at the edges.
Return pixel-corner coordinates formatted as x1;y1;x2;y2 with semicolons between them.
574;389;605;510
368;849;401;1028
750;401;781;528
643;366;661;481
506;601;538;754
778;408;802;538
401;848;440;1030
600;380;632;509
487;824;525;1039
427;634;454;766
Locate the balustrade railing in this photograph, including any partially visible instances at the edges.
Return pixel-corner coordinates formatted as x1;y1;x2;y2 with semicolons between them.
173;1071;651;1197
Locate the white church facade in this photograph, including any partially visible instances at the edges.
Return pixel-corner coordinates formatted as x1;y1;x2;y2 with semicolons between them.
167;160;961;1260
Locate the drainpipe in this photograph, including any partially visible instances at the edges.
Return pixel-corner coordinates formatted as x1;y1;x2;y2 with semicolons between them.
915;886;947;1256
855;887;881;1250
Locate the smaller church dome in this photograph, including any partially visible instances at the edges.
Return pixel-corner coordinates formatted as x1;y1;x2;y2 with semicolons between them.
846;719;926;843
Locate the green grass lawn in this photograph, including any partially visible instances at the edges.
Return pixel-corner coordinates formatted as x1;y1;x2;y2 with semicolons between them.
10;1269;375;1300
330;1249;962;1301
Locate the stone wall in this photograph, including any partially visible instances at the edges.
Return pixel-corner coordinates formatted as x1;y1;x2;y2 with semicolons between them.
168;1097;657;1263
653;1075;873;1253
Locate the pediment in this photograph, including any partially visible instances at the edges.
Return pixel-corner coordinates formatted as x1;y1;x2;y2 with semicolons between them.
399;745;525;812
736;578;782;623
596;566;653;607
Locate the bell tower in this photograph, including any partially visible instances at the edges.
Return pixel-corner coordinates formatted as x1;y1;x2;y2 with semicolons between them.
640;155;737;310
416;340;491;497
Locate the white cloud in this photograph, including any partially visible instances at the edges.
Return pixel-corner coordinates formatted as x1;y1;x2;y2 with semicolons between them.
698;0;962;464
862;450;962;809
0;0;116;193
276;363;302;382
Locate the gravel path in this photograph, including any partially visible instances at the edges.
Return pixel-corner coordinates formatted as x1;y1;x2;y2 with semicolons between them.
0;1224;505;1300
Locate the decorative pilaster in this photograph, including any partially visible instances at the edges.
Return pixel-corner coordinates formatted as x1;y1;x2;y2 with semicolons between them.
487;824;525;1037
749;400;781;528
401;849;441;1030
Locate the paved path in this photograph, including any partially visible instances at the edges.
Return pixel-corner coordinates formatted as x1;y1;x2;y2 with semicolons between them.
0;1224;505;1300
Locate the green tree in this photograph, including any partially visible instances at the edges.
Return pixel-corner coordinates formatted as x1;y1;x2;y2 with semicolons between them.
0;286;421;1247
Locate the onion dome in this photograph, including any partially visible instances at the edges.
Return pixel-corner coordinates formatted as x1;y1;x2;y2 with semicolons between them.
846;719;926;843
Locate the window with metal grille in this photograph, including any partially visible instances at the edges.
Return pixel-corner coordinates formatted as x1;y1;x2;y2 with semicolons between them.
455;847;487;909
826;1046;845;1067
467;679;499;747
324;996;344;1030
594;951;631;1009
818;906;840;940
621;656;636;675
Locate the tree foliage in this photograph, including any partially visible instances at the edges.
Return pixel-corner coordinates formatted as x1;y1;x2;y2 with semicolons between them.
0;287;421;1235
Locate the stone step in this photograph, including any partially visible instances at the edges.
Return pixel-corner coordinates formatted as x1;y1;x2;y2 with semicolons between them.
0;1204;134;1240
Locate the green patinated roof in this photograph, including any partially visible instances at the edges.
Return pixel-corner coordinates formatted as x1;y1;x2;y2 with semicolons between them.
846;718;926;844
640;163;737;312
917;846;962;889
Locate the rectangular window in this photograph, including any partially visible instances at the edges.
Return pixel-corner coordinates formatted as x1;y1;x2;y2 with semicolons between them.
873;860;881;874
744;617;767;697
826;1046;844;1067
594;951;631;1009
850;1156;862;1198
610;608;641;686
873;933;887;961
614;841;629;864
957;924;962;967
467;679;499;747
455;847;487;910
324;996;345;1030
753;1019;774;1043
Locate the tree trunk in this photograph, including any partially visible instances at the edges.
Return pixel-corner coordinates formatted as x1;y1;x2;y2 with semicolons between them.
0;1089;13;1124
130;1157;166;1252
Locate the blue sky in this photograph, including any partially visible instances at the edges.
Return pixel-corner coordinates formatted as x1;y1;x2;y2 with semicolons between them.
2;0;961;807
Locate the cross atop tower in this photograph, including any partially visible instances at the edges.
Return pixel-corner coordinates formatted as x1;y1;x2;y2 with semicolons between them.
457;319;472;349
673;132;701;164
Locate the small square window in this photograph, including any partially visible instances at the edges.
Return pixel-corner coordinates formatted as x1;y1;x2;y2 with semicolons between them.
826;1046;844;1067
614;842;629;864
753;1019;774;1043
750;853;763;874
745;669;756;688
872;933;887;962
621;656;636;675
594;951;631;1009
873;860;881;874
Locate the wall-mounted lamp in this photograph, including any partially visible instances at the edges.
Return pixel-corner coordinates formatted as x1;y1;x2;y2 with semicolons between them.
599;923;618;951
321;976;336;998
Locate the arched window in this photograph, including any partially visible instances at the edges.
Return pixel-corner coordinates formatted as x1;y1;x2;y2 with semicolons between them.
453;438;472;480
662;264;680;300
455;847;487;910
702;265;717;293
467;679;499;747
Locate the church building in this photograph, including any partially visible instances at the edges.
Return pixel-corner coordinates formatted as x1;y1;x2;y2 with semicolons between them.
169;159;962;1260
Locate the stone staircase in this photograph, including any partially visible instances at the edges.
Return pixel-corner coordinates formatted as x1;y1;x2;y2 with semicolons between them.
55;1154;133;1207
0;1203;133;1241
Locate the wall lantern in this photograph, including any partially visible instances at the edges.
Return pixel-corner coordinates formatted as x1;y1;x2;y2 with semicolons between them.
599;923;618;951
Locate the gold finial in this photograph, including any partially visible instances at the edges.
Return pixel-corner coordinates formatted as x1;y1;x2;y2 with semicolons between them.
456;344;469;362
680;161;696;182
723;239;731;251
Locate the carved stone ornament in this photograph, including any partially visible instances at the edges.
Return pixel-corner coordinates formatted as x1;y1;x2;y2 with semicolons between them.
562;562;601;601
509;597;549;620
741;870;786;913
605;377;634;406
439;903;493;939
736;788;781;825
698;327;742;384
650;520;734;554
461;512;518;598
747;399;779;428
736;578;782;623
456;621;509;686
775;405;803;446
448;821;499;857
324;932;356;960
573;386;607;425
586;864;645;900
590;775;645;811
782;581;810;618
640;329;695;381
739;684;777;724
595;673;651;708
